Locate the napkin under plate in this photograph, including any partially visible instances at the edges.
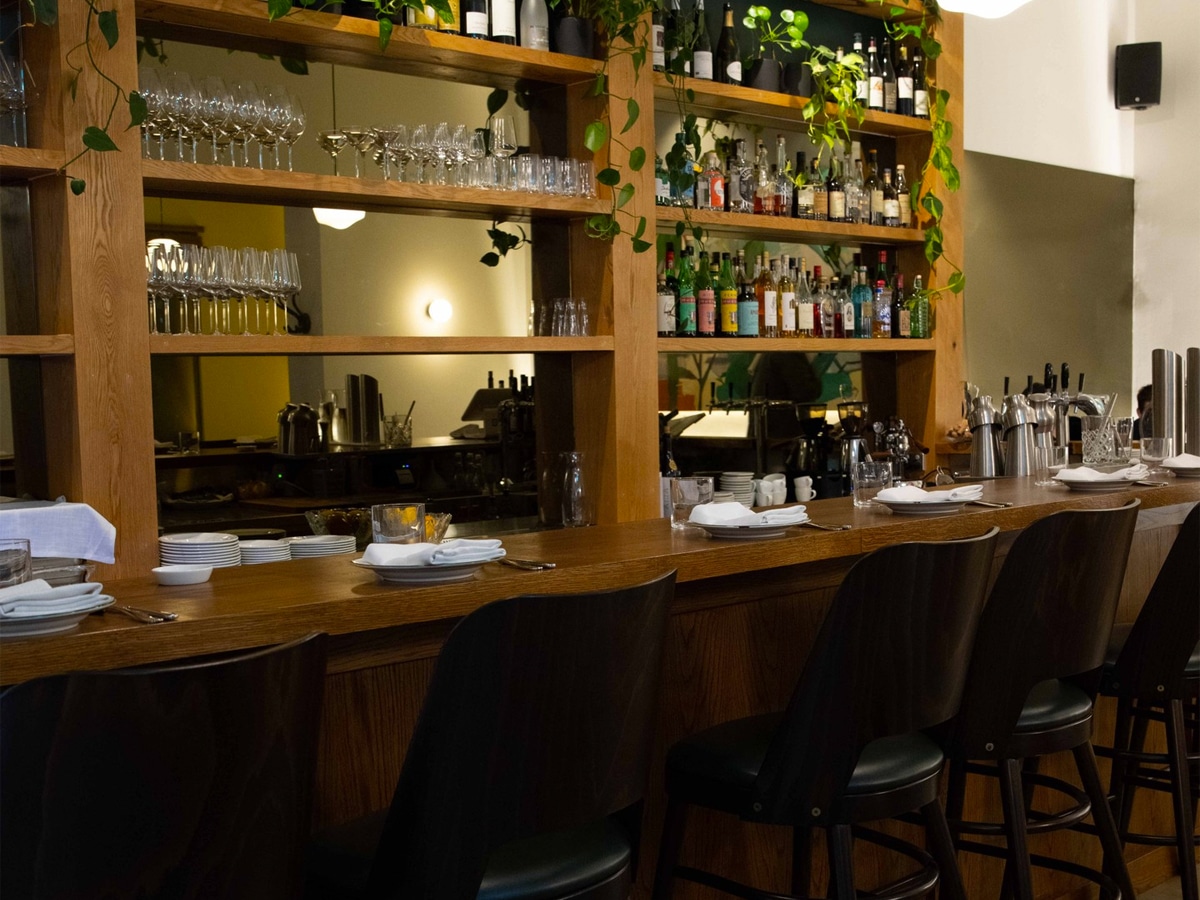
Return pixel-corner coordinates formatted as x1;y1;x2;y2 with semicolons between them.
362;539;505;567
0;579;108;618
874;484;984;503
1054;464;1149;483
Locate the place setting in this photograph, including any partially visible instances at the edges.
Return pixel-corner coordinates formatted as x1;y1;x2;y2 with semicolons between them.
1051;462;1154;492
869;483;985;515
1162;452;1200;478
684;501;813;540
353;539;507;585
0;577;114;639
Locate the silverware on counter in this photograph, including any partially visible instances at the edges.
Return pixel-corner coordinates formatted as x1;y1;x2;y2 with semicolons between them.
800;521;852;532
105;605;178;624
969;499;1013;508
498;558;557;571
1135;480;1169;487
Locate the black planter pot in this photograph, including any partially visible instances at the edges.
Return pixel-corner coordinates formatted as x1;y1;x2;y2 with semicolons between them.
783;59;813;97
553;17;595;59
745;58;783;93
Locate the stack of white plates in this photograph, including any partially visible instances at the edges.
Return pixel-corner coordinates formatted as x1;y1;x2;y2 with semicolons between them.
159;532;241;568
720;472;755;507
239;539;292;566
286;535;357;558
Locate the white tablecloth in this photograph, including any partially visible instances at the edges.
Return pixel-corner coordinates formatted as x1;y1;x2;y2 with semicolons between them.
0;500;117;563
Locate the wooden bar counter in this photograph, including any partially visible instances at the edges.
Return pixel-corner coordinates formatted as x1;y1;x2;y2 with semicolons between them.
3;478;1197;899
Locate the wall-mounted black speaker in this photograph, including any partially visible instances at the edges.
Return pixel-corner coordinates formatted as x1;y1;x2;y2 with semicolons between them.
1115;42;1162;110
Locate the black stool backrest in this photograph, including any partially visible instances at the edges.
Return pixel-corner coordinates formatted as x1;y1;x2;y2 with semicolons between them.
750;529;999;823
949;500;1141;758
366;571;677;900
1110;502;1199;700
0;633;329;900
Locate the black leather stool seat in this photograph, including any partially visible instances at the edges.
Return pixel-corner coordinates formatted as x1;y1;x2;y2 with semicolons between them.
1106;622;1200;675
665;713;944;817
309;813;631;900
1015;680;1094;733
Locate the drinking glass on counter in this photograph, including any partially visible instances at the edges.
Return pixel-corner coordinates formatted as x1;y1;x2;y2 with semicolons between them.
852;460;891;508
561;451;593;527
0;538;32;588
1081;415;1116;465
371;503;426;544
670;477;714;529
1113;417;1134;462
1140;437;1172;475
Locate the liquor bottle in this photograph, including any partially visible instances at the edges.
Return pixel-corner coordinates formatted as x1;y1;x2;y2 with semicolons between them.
518;0;548;47
778;256;797;337
810;157;828;221
724;140;739;212
796;257;814;337
696;251;716;336
881;37;897;114
773;135;791;216
665;0;689;75
816;268;835;338
853;266;873;337
462;0;488;38
793;151;813;218
671;131;696;207
654;154;671;206
895;163;910;227
882;167;899;227
651;1;666;71
758;253;778;337
718;252;738;336
696;151;725;210
716;3;741;84
867;37;884;111
891;272;905;339
896;45;914;116
840;274;856;339
866;148;883;225
912;50;929;118
676;248;697;336
490;0;517;44
849;156;867;223
909;273;930;338
658;243;677;337
873;251;892;338
852;33;868;104
826;155;847;222
736;249;759;337
407;3;438;29
753;139;773;215
692;0;714;80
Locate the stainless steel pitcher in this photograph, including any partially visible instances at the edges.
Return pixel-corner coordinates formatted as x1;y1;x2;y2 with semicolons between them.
1002;394;1037;477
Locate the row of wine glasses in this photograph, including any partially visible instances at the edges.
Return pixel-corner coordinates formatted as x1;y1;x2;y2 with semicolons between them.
138;68;306;170
146;242;301;337
0;51;27;147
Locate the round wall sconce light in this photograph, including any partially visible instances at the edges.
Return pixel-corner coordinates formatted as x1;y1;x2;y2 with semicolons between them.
427;298;453;323
312;207;366;229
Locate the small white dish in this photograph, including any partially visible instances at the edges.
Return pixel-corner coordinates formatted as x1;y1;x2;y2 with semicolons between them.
153;565;213;586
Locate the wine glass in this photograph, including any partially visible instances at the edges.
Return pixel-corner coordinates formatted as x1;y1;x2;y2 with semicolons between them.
229;81;264;167
431;121;451;185
0;53;25;147
137;66;167;159
410;123;430;183
256;84;291;169
450;124;469;186
487;114;518;190
145;244;170;334
318;129;350;176
163;70;201;162
196;75;234;166
466;128;486;187
1140;437;1173;476
346;128;376;178
278;94;306;172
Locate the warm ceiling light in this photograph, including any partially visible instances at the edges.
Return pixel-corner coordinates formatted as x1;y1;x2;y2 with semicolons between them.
312;207;366;229
937;0;1034;17
426;298;453;323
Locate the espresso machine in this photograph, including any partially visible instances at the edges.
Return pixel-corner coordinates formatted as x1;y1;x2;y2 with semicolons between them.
784;403;827;500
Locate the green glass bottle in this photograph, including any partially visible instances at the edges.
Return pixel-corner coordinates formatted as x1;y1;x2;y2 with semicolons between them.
675;248;697;336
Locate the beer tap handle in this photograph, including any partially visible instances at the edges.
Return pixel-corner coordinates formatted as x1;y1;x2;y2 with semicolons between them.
1044;363;1054;391
1061;363;1070;395
1004;376;1010;397
1078;372;1085;394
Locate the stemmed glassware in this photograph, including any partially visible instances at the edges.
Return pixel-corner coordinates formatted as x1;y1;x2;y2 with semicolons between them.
279;95;306;172
1;52;28;147
488;114;518;188
258;84;293;169
229;81;265;168
431;121;452;185
163;71;201;163
318;129;350;176
409;123;430;183
196;75;234;166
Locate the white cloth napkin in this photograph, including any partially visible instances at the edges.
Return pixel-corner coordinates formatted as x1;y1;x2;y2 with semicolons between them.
688;502;808;527
1054;464;1148;483
362;539;505;567
0;501;117;563
1164;453;1200;467
875;484;984;503
0;579;107;618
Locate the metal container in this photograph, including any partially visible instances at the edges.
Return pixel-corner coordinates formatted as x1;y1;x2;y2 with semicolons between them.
968;396;1003;478
1186;348;1199;455
1151;348;1183;448
1002;394;1037;477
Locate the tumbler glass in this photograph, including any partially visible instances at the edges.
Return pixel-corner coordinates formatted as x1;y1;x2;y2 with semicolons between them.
370;503;426;544
0;538;32;588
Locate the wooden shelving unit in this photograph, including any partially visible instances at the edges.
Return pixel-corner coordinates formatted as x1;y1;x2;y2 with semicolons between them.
148;334;614;355
656;206;923;245
657;337;934;353
0;335;75;356
0;146;66;182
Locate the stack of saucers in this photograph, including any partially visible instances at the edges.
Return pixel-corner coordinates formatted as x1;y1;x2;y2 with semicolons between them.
239;539;292;566
158;532;241;568
719;472;755;507
286;534;356;558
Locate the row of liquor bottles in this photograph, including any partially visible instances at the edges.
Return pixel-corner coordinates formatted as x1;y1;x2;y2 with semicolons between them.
657;137;913;228
655;244;930;340
652;0;930;120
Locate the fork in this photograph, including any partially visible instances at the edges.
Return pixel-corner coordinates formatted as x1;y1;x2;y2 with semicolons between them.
105;605;177;624
799;521;852;532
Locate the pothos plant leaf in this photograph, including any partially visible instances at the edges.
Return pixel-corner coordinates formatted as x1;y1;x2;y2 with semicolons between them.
487;88;509;117
480;252;501;267
97;10;119;50
377;16;393;51
69;178;86;196
280;57;309;75
30;0;57;25
596;167;621;187
128;91;148;129
584;120;608;153
621;97;639;134
82;126;118;152
627;146;646;172
267;0;293;19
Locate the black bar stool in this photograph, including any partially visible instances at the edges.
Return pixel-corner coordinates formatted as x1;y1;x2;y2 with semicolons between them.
1;633;329;900
650;529;1000;900
305;571;676;900
1095;502;1198;900
938;500;1141;900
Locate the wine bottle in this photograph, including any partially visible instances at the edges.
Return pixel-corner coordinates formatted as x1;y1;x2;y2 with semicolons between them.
718;252;739;336
826;154;847;222
696;251;716;336
815;267;834;338
753;139;772;215
665;0;689;75
463;0;488;39
910;274;930;338
867;37;884;111
652;2;666;71
773;135;791;217
490;0;517;44
406;4;438;29
758;253;778;337
896;45;914;117
736;249;759;337
881;37;897;113
436;0;462;32
810;157;828;221
852;33;868;103
778;256;797;337
793;151;812;218
840;274;855;339
882;167;899;227
894;164;910;227
519;0;548;48
853;267;873;338
796;257;814;337
676;248;697;336
912;50;929;118
692;0;714;80
716;3;741;84
891;272;906;339
658;243;677;337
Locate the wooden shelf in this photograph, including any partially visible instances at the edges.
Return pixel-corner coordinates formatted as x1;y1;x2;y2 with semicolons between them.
653;73;933;137
148;334;615;356
142;159;606;219
657;337;934;352
135;0;602;90
811;0;927;22
0;335;75;356
0;146;66;182
656;206;923;245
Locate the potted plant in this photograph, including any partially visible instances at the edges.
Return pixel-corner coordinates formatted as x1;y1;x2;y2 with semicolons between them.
547;0;598;58
740;6;807;93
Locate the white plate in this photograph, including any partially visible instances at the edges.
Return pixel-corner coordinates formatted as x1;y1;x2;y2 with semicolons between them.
159;532;240;546
1163;465;1200;478
352;558;489;584
0;594;114;638
873;499;968;516
692;523;792;540
1055;480;1138;492
287;535;357;547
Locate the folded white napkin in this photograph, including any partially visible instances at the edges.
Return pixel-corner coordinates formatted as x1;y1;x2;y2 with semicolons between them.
688;501;808;527
875;484;984;503
0;579;107;618
0;501;116;563
1164;453;1200;467
361;539;505;567
1054;464;1148;483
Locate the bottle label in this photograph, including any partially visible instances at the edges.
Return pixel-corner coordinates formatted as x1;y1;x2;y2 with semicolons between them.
677;294;697;334
898;76;914;100
655;174;671;203
525;24;549;48
706;174;725;210
652;24;665;68
726;61;742;83
856;78;868;102
869;76;884;108
899;308;911;337
697;289;716;335
884;198;900;220
693;51;714;80
797;185;814;216
657;291;676;334
719;290;738;334
492;0;517;38
466;10;487;34
897;192;909;226
439;0;461;30
781;292;796;331
763;290;777;322
737;300;759;336
828;190;846;220
914;89;929;117
409;4;437;27
797;302;814;331
843;302;855;335
870;189;884;223
877;300;891;337
884;82;897;112
813;190;828;220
